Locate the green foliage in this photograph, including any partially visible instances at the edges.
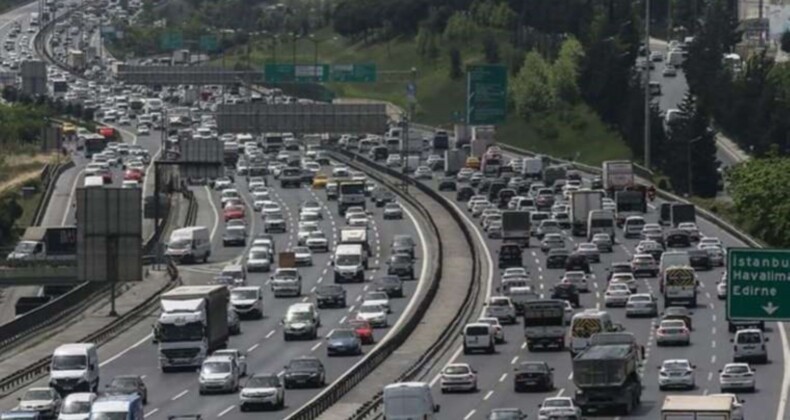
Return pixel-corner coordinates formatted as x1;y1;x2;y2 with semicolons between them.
782;30;790;54
666;93;720;197
552;37;584;104
510;51;555;116
0;195;23;245
727;157;790;247
482;32;500;63
443;11;478;43
449;47;462;80
0;103;47;149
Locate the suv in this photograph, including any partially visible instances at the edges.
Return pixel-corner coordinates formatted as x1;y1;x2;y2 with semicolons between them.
462;323;495;354
199;356;239;394
732;329;768;364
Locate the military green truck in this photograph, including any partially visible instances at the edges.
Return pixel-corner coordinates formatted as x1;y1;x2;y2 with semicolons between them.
572;332;643;415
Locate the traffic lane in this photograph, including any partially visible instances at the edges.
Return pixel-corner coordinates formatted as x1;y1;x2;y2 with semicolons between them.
647;42;688;114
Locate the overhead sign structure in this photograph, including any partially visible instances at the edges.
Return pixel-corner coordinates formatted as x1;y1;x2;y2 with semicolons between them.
727;248;790;321
466;64;507;125
199;35;218;52
116;65;264;85
161;31;183;50
264;63;330;83
331;63;377;82
216;103;387;134
179;138;224;180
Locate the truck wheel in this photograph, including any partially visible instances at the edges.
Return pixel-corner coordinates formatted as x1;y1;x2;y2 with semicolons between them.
463;346;470;355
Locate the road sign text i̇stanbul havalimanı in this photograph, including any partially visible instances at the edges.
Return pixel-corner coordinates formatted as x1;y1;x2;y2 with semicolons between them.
727;248;790;321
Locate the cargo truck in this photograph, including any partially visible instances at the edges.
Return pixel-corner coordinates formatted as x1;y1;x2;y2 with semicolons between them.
400;136;424;155
338;180;366;216
523;299;566;350
340;227;370;256
443;149;466;175
570;190;603;237
572;332;643;415
6;227;77;265
521;157;543;180
432;130;449;150
156;285;229;372
615;189;647;227
661;395;734;420
501;211;530;247
670;203;696;227
602;160;635;195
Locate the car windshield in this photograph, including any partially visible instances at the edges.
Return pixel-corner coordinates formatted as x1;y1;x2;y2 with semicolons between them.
725;365;749;374
360;304;383;313
544;399;571;408
518;363;546;372
110;377;137;388
249;250;268;259
366;292;388;300
664;362;689;370
23;390;52;400
294;247;310;254
289;359;320;370
287;312;313;322
444;365;470;375
489;411;523;420
52;355;87;370
247;376;279;388
337;255;360;265
202;362;231;373
232;289;257;300
630;296;650;302
61;399;91;414
391;255;411;263
330;330;356;339
91;413;127;420
737;333;762;344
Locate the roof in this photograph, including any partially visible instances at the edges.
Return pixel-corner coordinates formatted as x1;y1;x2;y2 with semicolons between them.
163;285;226;297
54;343;95;354
576;344;633;360
662;395;733;411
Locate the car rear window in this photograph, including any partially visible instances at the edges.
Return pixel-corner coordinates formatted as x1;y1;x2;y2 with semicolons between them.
466;326;489;335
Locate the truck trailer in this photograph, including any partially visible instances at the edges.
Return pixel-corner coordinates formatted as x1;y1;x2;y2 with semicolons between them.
602;160;635;194
501;211;530;247
670;203;696;227
661;395;734;420
570;190;603;237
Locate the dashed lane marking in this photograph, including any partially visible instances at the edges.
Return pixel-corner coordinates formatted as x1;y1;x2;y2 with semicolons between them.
171;390;188;401
247;343;259;352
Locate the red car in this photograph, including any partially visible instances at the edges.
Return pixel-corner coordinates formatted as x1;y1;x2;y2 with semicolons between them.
124;168;143;182
101;169;113;184
223;204;245;222
347;319;374;345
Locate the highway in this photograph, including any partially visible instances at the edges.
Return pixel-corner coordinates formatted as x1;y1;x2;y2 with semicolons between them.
377;137;787;419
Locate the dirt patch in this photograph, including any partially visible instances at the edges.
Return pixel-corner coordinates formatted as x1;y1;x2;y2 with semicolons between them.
0;170;44;196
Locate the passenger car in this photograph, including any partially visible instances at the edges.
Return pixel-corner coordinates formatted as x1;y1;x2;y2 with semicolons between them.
719;363;756;392
537;397;581;420
382;202;403;220
17;388;61;418
440;363;477;393
625;294;658;317
314;285;346;308
199;356;239;394
513;361;554;392
477;317;505;343
656;319;691;346
603;283;631;307
239;374;284;411
658;359;696;390
386;253;414;279
347;319;374;345
575;242;600;263
356;302;388;328
326;328;362;356
550;283;579;307
375;275;404;298
213;349;248;377
104;375;148;403
561;271;589;292
283;357;325;389
591;233;613;252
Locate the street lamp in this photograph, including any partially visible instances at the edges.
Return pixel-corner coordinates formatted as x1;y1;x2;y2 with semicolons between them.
687;135;703;196
307;34;322;82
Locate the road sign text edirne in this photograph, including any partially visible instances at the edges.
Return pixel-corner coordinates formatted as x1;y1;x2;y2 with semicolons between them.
727;248;790;321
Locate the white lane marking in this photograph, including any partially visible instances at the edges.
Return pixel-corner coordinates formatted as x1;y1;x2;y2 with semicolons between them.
144;409;159;418
347;305;355;313
140;375;146;379
311;342;322;351
778;323;790;420
301;296;308;302
511;356;519;365
205;186;220;241
265;330;275;339
62;168;85;226
464;410;476;420
247;343;259;352
217;405;235;417
483;390;494;400
101;334;152;366
556;388;565;397
708;372;713;381
711;340;716;348
498;373;507;383
711;355;716;364
171;390;188;400
339;316;347;324
568;372;573;380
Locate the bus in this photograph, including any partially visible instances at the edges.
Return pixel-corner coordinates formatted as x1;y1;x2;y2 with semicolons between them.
523;299;566;351
569;309;618;356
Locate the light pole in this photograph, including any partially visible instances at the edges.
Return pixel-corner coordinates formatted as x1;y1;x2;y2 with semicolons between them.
644;0;652;170
308;34;322;82
687;136;703;196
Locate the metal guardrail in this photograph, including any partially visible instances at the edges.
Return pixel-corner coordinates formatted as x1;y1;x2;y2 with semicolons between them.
284;148;483;420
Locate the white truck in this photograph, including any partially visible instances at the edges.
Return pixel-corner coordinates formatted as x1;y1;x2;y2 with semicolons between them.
156;285;229;372
661;395;734;420
399;136;424;155
501;211;530;247
602;160;635;193
340;227;370;256
523;299;566;350
570;190;603;237
521;157;543;180
443;149;466;175
6;227;77;265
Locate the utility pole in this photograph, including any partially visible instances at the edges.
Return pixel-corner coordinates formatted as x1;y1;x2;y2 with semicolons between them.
402;67;417;190
644;0;652;170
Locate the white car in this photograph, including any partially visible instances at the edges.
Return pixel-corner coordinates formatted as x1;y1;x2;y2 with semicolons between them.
19;387;62;418
484;296;517;324
656;319;691;346
477;316;505;343
678;222;701;241
356;302;388;328
563;300;574;323
292;246;313;266
414;166;433;180
699;237;723;249
561;271;589;292
239;374;284;410
260;201;282;216
625;293;658;317
503;267;528;278
213;349;248;377
300;201;323;216
440;363;478;393
58;392;96;420
248;178;266;190
604;283;631;307
719;363;756;392
538;397;581;420
305;231;329;252
717;279;727;300
364;291;391;313
658;359;696;390
137;125;150;135
610;272;638;293
348;215;370;228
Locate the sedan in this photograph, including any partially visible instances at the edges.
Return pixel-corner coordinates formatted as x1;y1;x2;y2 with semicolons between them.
656;320;691;346
561;271;589;292
305;231;329;253
625;293;658;317
223;226;247;247
487;408;528;420
283;357;325;389
663;64;678;77
610;272;638;293
383;202;403;220
104;375;148;403
375;275;404;298
18;388;61;418
575;242;600;263
239;374;284;411
440;363;478;393
356;302;388;328
292;246;313;266
717;279;727;300
364;291;391;313
541;233;565;253
223;205;246;222
604;283;631;307
719;363;756;392
591;233;613;252
386;253;415;279
538;397;581;420
513;361;554;392
701;245;725;266
414;166;433;180
658;359;696;390
678;222;701;241
326;328;363;356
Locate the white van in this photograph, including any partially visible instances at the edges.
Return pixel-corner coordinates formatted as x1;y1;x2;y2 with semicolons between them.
165;226;211;263
733;329;768;364
623;215;646;238
58;392;97;420
83;176;104;188
49;343;100;393
383;382;440;420
462;322;495;354
90;394;143;420
333;244;367;283
587;210;615;240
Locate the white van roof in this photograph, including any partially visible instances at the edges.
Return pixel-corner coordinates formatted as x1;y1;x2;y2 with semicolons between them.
170;226;208;238
335;244;363;255
54;343;96;355
384;381;431;393
84;176;104;187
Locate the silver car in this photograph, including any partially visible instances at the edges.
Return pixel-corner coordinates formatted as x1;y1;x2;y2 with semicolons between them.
591;233;613;252
625;293;658;317
658;359;696;390
575;242;600;263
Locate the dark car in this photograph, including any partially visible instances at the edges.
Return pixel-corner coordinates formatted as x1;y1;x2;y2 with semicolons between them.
487;181;507;203
565;252;591;274
550;283;580;307
105;375;148;404
687;249;712;271
553;212;571;230
283;357;325;389
591;176;603;190
498;188;517;209
498;243;523;269
438;177;457;191
456;186;475;202
326;328;363;356
373;189;396;207
391;235;416;259
375;275;404;298
645;232;666;248
370;146;388;161
728;318;765;333
662;306;693;330
222;227;247;247
314;285;346;308
513;361;554;392
665;229;691;248
387;253;415;279
607;262;633;281
546;249;570;269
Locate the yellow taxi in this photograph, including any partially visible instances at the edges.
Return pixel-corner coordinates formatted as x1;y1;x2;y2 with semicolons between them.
465;156;480;170
312;174;329;189
61;122;77;135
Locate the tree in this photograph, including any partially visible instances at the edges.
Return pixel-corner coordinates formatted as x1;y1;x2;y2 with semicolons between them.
781;30;790;54
727;157;790;246
552;37;584;104
482;32;499;63
668;93;720;197
510;51;555;117
449;47;462;80
443;11;477;42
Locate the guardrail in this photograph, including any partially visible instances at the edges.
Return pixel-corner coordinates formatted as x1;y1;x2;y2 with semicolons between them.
285;148;482;419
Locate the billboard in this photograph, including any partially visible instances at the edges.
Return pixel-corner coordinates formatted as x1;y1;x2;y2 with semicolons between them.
215;103;387;134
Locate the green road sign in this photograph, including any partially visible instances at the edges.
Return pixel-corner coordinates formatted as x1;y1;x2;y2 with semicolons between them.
727;248;790;320
466;64;507;125
265;64;330;83
199;35;218;52
160;31;183;51
331;63;377;82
